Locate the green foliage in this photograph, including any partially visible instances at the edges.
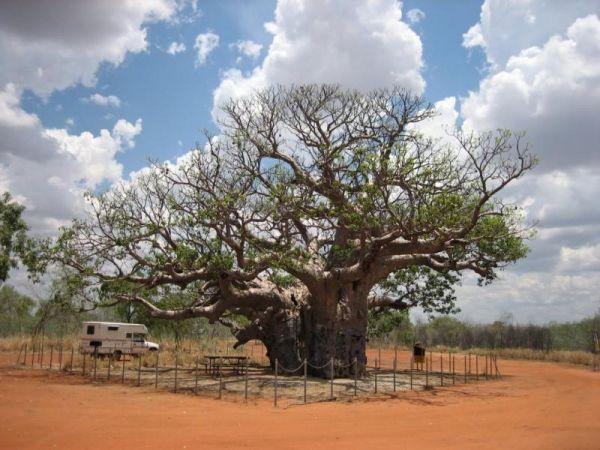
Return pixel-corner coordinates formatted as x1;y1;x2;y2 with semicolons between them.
0;192;28;283
0;285;35;335
368;309;414;343
378;266;460;315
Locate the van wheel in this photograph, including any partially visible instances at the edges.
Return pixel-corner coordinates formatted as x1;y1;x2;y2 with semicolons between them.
113;351;122;361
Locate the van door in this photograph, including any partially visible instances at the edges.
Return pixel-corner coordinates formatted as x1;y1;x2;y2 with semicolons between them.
132;333;146;354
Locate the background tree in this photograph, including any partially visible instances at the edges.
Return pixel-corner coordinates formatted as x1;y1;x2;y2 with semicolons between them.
47;85;535;377
0;192;28;284
0;284;35;336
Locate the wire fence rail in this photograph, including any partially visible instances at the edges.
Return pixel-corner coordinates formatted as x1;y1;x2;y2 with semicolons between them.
12;340;503;407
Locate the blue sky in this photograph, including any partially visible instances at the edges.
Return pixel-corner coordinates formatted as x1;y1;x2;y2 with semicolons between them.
1;0;599;324
20;0;486;176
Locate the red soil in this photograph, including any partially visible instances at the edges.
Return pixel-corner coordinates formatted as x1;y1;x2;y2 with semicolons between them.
1;351;598;449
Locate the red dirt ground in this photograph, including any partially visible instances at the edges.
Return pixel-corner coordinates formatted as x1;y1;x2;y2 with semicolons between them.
1;351;599;449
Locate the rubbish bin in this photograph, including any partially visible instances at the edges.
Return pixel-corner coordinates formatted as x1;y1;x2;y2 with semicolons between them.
413;342;426;365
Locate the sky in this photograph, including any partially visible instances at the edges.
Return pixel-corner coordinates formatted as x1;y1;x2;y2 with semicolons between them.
1;0;599;324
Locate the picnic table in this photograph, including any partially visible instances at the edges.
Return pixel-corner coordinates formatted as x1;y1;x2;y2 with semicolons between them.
204;355;249;376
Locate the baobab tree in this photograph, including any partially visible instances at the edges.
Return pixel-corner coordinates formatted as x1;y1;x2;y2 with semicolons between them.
48;85;535;377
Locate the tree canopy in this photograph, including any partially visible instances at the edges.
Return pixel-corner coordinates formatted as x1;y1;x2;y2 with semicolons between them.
44;85;536;375
0;192;28;283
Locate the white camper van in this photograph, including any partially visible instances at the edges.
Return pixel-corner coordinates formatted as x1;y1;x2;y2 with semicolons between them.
81;321;159;359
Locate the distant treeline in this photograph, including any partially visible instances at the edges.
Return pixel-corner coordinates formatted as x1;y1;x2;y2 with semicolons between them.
1;284;598;353
368;310;600;353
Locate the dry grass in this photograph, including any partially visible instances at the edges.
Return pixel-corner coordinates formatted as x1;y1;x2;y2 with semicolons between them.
2;335;595;367
467;347;594;367
371;342;595;367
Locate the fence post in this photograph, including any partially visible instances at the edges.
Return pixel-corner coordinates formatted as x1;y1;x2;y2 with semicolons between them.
410;356;413;390
303;358;307;404
121;355;125;384
475;355;479;381
245;360;249;403
173;354;178;393
468;353;471;374
330;358;334;400
354;357;358;397
23;343;28;366
494;355;502;379
82;352;86;376
93;348;98;381
393;352;397;392
464;354;467;383
425;355;429;389
274;358;278;407
440;353;443;386
374;365;378;394
69;347;74;374
40;338;44;367
59;345;63;371
16;343;23;365
155;352;159;389
429;351;432;374
194;356;199;394
31;344;35;368
452;355;456;385
485;354;489;380
218;357;223;400
49;345;54;371
107;354;112;381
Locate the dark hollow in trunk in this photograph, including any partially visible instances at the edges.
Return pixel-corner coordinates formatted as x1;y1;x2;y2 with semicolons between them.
255;283;369;378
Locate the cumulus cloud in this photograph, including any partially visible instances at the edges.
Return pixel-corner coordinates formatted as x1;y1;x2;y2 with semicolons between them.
456;0;600;322
0;89;142;235
411;97;459;144
462;0;599;69
0;0;181;97
231;40;263;59
88;93;121;108
462;14;600;171
44;119;141;188
406;8;425;24
194;32;219;66
213;0;425;118
0;1;166;237
166;41;186;55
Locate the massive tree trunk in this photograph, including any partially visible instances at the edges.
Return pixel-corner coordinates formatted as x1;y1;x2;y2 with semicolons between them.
260;308;303;371
302;281;369;378
232;282;370;378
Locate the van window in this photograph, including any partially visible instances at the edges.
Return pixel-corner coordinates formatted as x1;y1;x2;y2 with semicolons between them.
126;333;132;338
86;325;95;335
108;326;118;331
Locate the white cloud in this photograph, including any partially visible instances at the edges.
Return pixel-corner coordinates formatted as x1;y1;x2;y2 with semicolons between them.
406;8;425;24
462;14;600;171
0;85;142;235
455;1;600;322
166;41;186;55
88;93;121;108
194;32;219;66
0;83;39;128
411;96;459;144
559;244;600;273
0;0;181;97
213;0;425;118
231;40;263;59
454;271;600;324
462;0;599;69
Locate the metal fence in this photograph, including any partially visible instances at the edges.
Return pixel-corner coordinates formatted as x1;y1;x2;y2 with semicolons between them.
13;340;502;407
